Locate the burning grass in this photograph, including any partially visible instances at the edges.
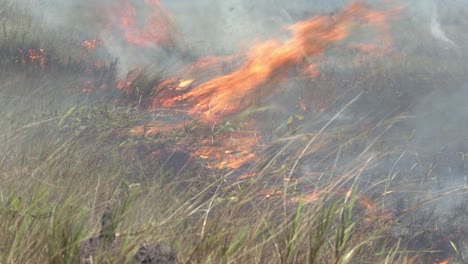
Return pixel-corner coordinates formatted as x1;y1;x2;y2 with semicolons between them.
0;100;404;263
173;3;393;121
3;92;465;263
1;1;467;263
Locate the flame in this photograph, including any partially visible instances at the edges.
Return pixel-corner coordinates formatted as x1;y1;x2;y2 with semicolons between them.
179;3;391;121
291;188;377;216
81;39;100;51
357;196;377;212
177;79;194;90
116;80;132;90
118;0;178;47
190;124;259;169
116;3;395;170
130;124;182;137
128;120;258;169
291;191;322;203
19;48;47;68
259;188;282;199
149;78;195;108
180;54;244;78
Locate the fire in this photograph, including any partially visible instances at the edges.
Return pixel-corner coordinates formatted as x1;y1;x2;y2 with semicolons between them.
179;3;391;121
291;188;378;215
291;191;322;203
128;120;258;169
116;80;131;90
17;48;47;68
180;54;244;79
81;39;100;51
118;0;178;47
189;122;259;169
112;3;395;169
177;79;194;90
130;124;182;137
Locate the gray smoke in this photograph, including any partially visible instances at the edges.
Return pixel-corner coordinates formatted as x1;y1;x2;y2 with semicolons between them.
15;0;468;155
409;85;468;154
15;0;358;72
9;0;468;234
16;0;466;70
408;0;457;47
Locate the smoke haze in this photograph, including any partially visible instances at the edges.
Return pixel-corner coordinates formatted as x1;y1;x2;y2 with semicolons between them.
11;0;468;215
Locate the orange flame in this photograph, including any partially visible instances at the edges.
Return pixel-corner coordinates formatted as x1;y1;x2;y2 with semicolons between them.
130;124;182;137
81;39;100;51
190;123;259;169
291;188;377;216
22;48;47;68
118;0;178;47
118;3;395;170
177;79;194;90
179;3;391;121
291;191;322;203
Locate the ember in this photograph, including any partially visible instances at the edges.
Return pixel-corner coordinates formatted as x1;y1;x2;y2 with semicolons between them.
16;48;47;68
81;39;101;51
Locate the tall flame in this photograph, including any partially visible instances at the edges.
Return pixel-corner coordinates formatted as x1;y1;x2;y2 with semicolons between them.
180;3;390;121
120;2;395;169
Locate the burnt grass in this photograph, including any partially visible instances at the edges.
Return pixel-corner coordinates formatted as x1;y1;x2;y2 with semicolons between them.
1;2;468;263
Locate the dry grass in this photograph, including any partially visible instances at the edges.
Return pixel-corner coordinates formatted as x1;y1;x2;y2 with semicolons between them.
1;1;467;263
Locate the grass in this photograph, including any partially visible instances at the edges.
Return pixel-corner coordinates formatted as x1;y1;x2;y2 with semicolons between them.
0;63;406;263
0;80;432;263
1;1;467;263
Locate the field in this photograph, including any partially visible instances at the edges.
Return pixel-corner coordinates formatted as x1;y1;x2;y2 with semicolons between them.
0;1;467;263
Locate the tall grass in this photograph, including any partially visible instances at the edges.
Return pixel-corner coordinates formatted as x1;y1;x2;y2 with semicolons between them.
0;81;411;263
1;1;467;263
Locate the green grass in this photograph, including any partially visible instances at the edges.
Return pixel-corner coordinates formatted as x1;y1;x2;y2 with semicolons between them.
1;1;467;263
0;85;414;263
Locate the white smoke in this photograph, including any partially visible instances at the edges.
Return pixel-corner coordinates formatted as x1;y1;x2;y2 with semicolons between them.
428;2;457;47
409;0;457;48
14;0;466;72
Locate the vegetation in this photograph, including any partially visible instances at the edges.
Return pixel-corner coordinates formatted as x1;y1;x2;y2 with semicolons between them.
0;1;467;263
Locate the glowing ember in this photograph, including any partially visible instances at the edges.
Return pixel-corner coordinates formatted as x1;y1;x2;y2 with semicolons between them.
81;39;100;51
190;126;259;169
130;124;182;137
179;3;391;121
176;79;194;90
291;191;321;203
118;0;178;47
21;48;47;68
291;188;377;215
116;80;131;90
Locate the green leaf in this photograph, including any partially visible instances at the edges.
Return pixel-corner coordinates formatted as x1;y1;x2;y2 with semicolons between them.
58;105;77;127
295;115;304;120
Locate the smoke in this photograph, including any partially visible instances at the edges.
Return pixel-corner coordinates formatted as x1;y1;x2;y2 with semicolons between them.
8;0;468;243
406;0;458;47
18;0;465;70
409;85;468;153
17;0;358;72
429;5;456;47
162;0;347;54
14;0;468;148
